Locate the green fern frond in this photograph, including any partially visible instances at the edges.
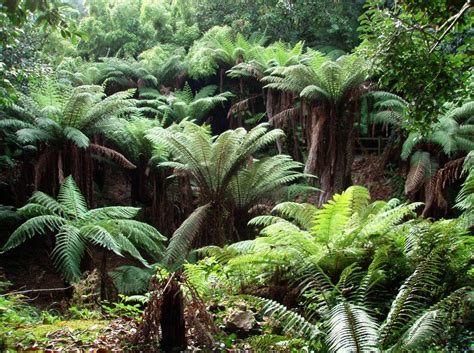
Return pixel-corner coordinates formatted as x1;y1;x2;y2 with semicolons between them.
325;302;379;353
51;225;86;283
109;265;154;295
0;215;66;252
272;202;317;229
57;176;88;219
379;252;443;347
249;296;322;340
164;204;211;268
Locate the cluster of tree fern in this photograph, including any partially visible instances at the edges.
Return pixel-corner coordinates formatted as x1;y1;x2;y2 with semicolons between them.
0;0;472;351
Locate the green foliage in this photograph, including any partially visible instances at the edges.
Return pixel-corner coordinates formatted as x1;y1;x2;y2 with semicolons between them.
357;0;473;131
68;306;101;320
147;121;290;256
208;185;472;351
228;155;305;211
109;265;155;295
264;51;369;102
401;102;474;160
325;302;379;352
103;115;163;165
0;176;166;283
101;295;143;319
187;26;266;79
2;77;137;149
193;0;363;50
157;82;233;123
456;151;474;226
248;296;321;340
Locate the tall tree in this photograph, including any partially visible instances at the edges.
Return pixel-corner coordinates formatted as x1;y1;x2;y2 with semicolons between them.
264;53;370;204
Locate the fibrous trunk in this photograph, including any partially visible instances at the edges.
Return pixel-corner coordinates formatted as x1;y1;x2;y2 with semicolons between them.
35;143;94;206
305;103;356;205
160;279;186;352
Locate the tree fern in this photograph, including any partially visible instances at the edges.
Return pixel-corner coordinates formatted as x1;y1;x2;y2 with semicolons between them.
0;176;165;283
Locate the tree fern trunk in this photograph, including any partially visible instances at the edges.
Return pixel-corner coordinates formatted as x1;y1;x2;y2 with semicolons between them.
160;280;186;352
305;103;355;206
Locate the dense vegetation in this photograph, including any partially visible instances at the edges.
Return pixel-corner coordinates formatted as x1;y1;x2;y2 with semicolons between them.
0;0;472;351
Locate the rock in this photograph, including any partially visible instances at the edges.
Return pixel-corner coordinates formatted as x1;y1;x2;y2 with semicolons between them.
225;309;256;334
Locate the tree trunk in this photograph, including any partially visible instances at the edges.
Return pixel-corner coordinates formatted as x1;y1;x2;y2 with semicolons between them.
160;280;186;352
305;103;355;205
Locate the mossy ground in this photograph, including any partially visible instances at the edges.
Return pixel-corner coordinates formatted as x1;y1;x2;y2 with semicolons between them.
1;319;108;351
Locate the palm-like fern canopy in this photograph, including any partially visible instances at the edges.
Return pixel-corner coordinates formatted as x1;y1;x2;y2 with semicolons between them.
1;176;166;284
1;77;137;149
157;83;233;123
264;52;369;103
402;101;474;160
147;121;285;201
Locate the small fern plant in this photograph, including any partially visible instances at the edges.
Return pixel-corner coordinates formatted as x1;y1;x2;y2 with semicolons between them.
0;176;166;284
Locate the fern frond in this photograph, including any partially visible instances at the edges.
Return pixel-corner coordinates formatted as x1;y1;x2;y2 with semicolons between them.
51;225;86;283
379;252;443;347
0;215;66;252
249;296;321;340
325;302;379;353
109;265;154;294
164;204;211;267
57;176;88;219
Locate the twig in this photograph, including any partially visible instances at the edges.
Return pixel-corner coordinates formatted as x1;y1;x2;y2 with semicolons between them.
429;0;471;53
1;286;73;297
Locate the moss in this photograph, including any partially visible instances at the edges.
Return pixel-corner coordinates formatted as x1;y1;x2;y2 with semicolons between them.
15;319;107;337
1;319;108;350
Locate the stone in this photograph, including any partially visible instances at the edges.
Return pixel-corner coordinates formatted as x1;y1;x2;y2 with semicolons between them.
225;309;256;333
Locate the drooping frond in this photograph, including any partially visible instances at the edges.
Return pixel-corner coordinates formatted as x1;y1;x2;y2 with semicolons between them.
272;202;317;229
0;215;66;252
109;265;154;295
325;302;379;353
354;251;386;307
164;204;212;268
379;252;443;347
228;155;304;210
63;126;90;148
51;225;86;283
89;143;137;170
390;287;470;351
249;296;321;341
405;151;438;194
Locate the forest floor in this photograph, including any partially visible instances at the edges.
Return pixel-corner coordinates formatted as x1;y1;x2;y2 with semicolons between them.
0;154;402;352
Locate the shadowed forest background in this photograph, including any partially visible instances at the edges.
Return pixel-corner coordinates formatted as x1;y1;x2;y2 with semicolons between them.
0;0;473;352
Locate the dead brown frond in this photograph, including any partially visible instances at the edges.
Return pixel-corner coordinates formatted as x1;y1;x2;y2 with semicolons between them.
227;95;261;120
434;157;465;210
89;143;136;170
136;272;221;350
271;107;300;127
